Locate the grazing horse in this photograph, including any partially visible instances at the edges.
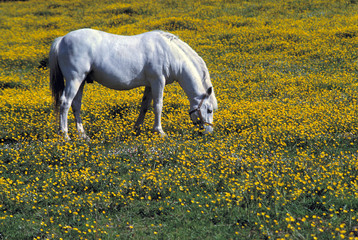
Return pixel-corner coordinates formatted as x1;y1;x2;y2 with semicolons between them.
49;28;217;139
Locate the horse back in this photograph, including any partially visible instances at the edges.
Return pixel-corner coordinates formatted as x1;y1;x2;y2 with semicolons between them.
58;29;177;89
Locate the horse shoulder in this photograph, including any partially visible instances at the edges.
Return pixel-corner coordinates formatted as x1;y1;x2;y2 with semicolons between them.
137;33;172;74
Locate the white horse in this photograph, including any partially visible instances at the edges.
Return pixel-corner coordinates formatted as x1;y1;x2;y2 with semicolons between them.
49;28;217;139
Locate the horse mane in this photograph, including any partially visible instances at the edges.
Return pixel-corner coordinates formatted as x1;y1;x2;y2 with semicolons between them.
159;31;209;83
157;31;179;41
158;31;218;109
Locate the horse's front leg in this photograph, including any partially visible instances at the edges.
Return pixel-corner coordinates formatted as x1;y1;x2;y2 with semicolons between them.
150;79;166;137
134;86;152;134
71;81;89;140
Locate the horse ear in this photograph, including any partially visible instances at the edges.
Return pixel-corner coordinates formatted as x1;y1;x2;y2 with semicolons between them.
206;87;213;96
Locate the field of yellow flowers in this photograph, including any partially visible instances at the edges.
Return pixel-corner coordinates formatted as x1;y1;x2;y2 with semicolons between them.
1;0;358;239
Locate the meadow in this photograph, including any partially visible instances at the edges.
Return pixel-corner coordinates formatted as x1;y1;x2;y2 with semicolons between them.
1;0;358;239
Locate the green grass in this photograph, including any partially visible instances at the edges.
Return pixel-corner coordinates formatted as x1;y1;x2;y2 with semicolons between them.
2;0;358;239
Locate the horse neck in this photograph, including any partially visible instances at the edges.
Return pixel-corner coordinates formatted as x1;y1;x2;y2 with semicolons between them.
177;69;206;109
169;38;209;108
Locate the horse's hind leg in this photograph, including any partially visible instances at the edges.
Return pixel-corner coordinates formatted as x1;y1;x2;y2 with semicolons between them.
59;78;85;140
134;86;152;134
71;81;89;140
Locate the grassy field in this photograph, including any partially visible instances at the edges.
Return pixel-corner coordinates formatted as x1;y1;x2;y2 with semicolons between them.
1;0;358;239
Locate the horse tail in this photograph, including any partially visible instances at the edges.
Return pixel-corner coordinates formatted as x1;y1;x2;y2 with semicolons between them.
49;37;64;114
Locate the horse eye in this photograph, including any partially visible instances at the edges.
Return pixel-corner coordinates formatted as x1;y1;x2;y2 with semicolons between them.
207;109;212;114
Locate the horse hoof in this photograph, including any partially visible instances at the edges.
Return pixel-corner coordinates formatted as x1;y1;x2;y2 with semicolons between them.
158;131;167;138
80;134;91;142
62;134;71;141
58;132;70;141
134;126;142;136
153;129;167;137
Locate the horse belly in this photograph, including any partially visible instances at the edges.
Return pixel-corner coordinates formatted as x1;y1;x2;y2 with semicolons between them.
92;68;149;90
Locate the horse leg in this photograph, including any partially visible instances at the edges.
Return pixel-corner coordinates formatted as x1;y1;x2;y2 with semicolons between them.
150;78;166;136
134;86;152;134
71;81;89;140
59;78;85;140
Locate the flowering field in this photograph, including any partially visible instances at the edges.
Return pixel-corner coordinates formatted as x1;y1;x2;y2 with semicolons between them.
1;0;358;239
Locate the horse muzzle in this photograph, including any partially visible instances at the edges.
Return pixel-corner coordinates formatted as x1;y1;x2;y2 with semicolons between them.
203;124;213;134
189;108;214;134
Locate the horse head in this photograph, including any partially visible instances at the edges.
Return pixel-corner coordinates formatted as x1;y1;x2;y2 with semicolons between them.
189;87;215;134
